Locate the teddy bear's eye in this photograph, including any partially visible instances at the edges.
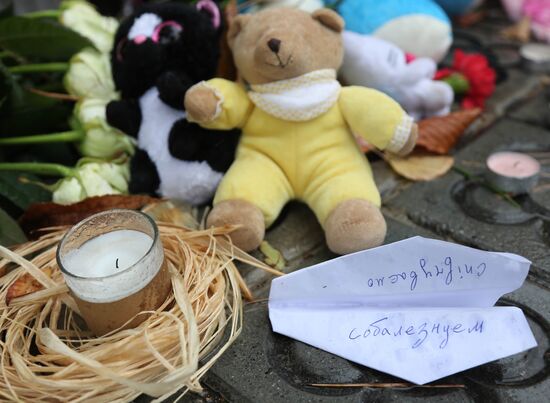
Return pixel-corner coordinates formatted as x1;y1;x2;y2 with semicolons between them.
152;21;183;45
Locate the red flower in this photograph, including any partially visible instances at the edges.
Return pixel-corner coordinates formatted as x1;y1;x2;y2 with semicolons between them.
436;49;496;109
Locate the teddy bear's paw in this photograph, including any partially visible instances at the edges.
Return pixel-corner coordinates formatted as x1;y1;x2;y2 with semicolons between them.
325;199;387;255
184;83;220;123
207;199;265;252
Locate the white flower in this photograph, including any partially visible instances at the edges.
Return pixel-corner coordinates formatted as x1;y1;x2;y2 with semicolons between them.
78;160;130;196
52;160;130;205
52;177;86;204
75;98;135;158
64;48;117;99
60;0;119;53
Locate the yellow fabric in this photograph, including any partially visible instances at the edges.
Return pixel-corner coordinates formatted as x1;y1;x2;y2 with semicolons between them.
339;86;408;150
205;79;408;227
200;78;253;130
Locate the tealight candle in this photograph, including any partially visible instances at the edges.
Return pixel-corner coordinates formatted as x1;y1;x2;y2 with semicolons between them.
57;209;171;336
486;151;540;194
520;43;550;72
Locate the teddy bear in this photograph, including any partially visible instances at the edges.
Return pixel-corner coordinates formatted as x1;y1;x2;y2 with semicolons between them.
184;8;417;255
106;1;240;205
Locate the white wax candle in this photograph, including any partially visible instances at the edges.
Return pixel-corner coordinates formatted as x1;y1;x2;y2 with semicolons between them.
520;43;550;63
486;151;540;179
63;230;153;278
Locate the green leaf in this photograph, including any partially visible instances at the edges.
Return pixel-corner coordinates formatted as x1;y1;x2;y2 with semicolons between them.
0;171;50;210
0;87;72;136
0;16;94;61
0;1;13;19
0;62;9;108
0;206;26;246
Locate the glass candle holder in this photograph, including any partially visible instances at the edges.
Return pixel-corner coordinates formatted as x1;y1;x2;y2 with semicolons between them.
56;209;171;336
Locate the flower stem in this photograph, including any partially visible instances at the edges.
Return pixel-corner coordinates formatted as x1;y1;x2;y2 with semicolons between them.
23;10;62;19
8;63;69;74
0;162;74;177
27;88;79;101
0;131;84;145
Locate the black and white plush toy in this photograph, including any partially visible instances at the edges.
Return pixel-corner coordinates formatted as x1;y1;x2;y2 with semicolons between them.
106;0;240;204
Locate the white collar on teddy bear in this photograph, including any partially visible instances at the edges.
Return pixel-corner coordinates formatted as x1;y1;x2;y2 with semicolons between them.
248;69;341;122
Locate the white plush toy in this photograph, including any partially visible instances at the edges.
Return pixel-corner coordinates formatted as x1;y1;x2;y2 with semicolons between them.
341;31;454;120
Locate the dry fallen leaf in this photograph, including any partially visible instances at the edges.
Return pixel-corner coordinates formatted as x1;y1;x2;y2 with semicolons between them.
388;154;455;181
143;200;200;229
456;10;487;27
20;195;159;237
216;0;238;80
416;108;481;155
6;266;54;305
502;16;531;43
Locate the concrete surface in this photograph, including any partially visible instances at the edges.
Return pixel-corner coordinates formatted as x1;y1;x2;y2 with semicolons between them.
177;7;550;403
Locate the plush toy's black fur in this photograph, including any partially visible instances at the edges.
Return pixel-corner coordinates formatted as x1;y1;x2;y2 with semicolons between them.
106;2;240;198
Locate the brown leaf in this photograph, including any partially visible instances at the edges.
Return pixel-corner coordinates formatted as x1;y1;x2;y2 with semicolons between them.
388;154;455;181
216;0;238;80
456;10;487;27
6;266;54;305
143;200;199;229
502;17;531;43
19;195;160;237
416;108;482;155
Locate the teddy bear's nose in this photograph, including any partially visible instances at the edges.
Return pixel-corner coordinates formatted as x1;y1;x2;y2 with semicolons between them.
267;38;281;54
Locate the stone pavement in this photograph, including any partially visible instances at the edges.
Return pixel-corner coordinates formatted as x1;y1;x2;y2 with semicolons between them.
178;9;550;403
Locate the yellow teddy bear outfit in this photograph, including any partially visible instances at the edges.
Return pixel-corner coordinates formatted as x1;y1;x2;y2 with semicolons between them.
195;69;413;228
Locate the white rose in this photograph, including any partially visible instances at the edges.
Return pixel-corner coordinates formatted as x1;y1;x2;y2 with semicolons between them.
75;98;135;158
60;0;119;53
64;48;117;99
77;161;130;196
52;177;86;205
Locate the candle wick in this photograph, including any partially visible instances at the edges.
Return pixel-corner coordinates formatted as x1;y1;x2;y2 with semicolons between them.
116;258;119;269
513;161;520;168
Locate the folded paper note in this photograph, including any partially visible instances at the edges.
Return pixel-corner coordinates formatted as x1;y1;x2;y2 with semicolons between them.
268;237;537;384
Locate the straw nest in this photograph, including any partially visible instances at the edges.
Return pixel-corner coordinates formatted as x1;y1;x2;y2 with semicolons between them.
0;223;269;402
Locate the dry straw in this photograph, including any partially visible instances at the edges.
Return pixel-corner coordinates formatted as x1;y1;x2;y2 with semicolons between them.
0;223;272;402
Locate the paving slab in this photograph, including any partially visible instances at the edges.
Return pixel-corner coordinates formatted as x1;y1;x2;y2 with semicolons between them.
385;118;550;289
190;217;549;403
509;92;550;128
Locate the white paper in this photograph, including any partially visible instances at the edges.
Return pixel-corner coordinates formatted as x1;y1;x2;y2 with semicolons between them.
268;237;537;384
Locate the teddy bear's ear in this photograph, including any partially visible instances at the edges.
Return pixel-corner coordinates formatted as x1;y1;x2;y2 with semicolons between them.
312;8;345;33
227;14;251;48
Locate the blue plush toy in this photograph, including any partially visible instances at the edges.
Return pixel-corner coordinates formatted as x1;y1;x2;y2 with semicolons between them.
326;0;452;62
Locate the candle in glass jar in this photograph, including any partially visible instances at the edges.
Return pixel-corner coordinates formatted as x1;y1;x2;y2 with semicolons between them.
63;230;153;278
57;210;172;336
486;151;540;194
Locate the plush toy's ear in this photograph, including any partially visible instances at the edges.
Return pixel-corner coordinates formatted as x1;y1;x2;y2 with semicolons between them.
312;8;344;33
227;14;251;48
196;0;221;29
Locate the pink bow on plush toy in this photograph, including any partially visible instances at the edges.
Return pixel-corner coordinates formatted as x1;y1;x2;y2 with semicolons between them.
502;0;550;43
